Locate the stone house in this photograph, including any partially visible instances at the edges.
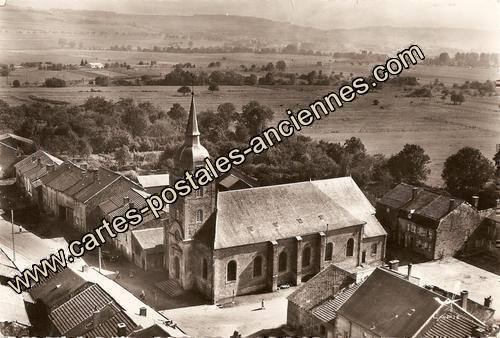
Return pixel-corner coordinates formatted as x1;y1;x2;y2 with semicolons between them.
131;227;164;271
0;133;34;178
335;267;492;338
98;187;167;269
286;263;361;337
461;199;500;258
376;183;482;260
41;162;140;232
14;150;62;205
164;92;386;303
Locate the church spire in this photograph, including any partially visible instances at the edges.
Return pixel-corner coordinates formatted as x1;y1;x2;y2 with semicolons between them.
176;89;210;170
184;90;200;146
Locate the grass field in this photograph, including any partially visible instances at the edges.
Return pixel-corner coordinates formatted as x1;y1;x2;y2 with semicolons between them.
1;82;498;186
0;49;498;186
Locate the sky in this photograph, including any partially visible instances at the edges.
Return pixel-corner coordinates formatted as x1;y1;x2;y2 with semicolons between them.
7;0;500;31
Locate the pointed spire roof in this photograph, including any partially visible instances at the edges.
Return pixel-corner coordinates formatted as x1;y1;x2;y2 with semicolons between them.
184;91;201;145
177;90;210;170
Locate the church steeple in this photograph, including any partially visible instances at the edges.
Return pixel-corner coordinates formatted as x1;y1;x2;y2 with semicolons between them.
176;90;210;171
185;91;201;146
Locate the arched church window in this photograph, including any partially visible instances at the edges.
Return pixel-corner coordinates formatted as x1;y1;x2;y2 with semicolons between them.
346;238;354;257
227;260;237;281
195;186;204;197
196;209;203;223
278;251;288;272
325;242;333;261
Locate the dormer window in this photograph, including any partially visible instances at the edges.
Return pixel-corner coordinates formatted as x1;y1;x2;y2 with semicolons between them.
196;209;203;223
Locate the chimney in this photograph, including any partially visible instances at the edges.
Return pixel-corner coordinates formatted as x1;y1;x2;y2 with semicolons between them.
47;163;55;172
81;265;89;272
37;157;42;165
470;196;479;209
117;322;127;337
460;290;468;310
449;199;455;212
412;187;418;199
139;307;147;316
484;296;492;308
80;163;88;170
471;326;487;338
388;260;399;271
93;309;101;329
123;196;130;206
407;263;412;280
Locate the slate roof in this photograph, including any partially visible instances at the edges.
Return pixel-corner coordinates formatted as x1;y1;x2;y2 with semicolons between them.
49;283;115;335
201;177;384;249
218;168;258;191
0;133;34;145
399;189;464;227
378;182;416;209
311;282;363;323
337;268;449;337
100;188;151;219
379;183;465;227
421;303;486;338
287;263;355;312
14;150;62;181
213;179;365;249
41;161;85;191
132;227;164;250
29;267;89;309
311;177;386;238
85;309;137;338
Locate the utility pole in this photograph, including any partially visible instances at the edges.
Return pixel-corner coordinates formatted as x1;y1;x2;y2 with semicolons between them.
98;246;102;273
11;209;15;262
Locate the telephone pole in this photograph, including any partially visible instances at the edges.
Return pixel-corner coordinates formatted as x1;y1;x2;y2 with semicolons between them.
11;209;15;262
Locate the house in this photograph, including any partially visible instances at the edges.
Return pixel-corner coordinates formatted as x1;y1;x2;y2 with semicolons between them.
98;188;167;268
0;220;185;337
461;199;500;258
0;140;21;178
131;227;164;270
286;264;363;337
398;258;500;322
335;267;492;338
137;173;170;194
163;92;386;303
0;133;34;152
41;162;140;232
88;62;104;69
376;183;482;260
14;150;63;205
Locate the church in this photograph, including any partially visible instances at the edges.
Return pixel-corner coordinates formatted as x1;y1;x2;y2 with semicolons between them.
163;93;387;303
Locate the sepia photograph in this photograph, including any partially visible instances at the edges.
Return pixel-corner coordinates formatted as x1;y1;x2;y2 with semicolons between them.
0;0;499;337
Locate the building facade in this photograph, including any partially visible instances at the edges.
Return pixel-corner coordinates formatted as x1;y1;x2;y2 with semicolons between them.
164;93;386;303
377;183;482;260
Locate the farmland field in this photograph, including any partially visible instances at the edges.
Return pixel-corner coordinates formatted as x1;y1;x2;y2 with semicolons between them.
0;49;498;186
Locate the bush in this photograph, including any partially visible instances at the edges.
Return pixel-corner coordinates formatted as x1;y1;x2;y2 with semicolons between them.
12;80;20;88
94;76;110;86
44;77;66;87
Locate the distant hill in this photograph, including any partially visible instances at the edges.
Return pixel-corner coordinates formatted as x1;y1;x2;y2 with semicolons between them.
0;6;498;54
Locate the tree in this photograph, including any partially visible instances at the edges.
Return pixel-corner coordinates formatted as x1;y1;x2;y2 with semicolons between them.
12;79;20;88
167;103;187;120
387;144;431;183
450;91;465;105
276;60;286;71
442;147;495;199
115;145;133;166
94;76;109;86
208;82;219;93
44;77;66;87
241;101;274;134
177;86;191;96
